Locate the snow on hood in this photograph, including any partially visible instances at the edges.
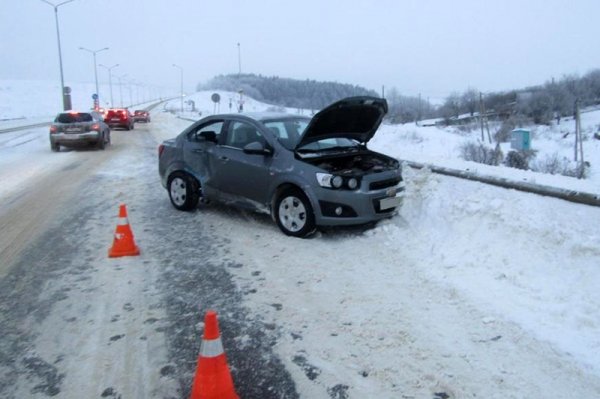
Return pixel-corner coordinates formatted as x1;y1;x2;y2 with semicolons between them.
295;96;388;149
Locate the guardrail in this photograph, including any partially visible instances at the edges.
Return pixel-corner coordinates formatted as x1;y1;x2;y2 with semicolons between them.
0;122;51;134
403;160;600;208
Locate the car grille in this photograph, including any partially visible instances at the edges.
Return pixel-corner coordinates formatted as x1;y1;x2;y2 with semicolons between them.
369;178;401;191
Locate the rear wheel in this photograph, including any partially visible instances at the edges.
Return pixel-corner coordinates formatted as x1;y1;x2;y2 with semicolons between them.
51;142;60;152
274;188;316;238
168;172;200;211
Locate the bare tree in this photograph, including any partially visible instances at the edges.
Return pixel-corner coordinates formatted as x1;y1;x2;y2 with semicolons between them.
461;88;479;116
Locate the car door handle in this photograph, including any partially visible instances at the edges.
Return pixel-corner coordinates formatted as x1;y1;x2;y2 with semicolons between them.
219;156;229;162
192;149;204;153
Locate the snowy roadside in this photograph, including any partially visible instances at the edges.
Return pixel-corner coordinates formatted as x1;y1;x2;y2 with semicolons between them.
144;112;600;397
202;161;600;397
1;110;599;398
370;116;600;196
150;106;600;379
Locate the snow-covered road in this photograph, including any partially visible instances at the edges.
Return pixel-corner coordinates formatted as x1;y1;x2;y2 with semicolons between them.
1;110;599;398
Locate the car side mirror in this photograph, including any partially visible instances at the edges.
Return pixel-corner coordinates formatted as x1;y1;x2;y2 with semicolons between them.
243;141;272;156
198;130;217;142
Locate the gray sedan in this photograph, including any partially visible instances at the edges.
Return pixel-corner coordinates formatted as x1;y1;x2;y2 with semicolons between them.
158;96;403;237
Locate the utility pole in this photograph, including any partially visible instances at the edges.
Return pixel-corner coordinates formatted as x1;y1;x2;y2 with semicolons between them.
417;93;422;125
574;99;585;178
574;99;579;162
479;92;492;143
381;85;385;99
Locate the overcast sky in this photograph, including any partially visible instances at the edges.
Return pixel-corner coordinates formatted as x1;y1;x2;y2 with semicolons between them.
1;0;600;101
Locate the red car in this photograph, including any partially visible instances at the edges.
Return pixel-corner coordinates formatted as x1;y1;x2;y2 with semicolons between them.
105;108;135;130
133;110;151;123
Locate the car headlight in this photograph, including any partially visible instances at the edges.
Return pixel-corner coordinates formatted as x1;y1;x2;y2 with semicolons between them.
331;175;343;188
347;177;358;189
316;172;333;187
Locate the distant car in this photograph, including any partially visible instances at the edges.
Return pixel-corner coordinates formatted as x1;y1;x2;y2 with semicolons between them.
133;110;151;123
49;111;111;151
105;108;135;130
158;96;404;237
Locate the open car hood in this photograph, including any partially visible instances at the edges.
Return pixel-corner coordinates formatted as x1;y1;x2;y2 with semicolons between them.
295;96;388;149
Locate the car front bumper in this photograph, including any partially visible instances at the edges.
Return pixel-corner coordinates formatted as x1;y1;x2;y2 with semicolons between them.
308;182;405;227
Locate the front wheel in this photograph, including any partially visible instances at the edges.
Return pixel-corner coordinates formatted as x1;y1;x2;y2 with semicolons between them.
274;188;316;238
168;172;200;211
97;134;106;150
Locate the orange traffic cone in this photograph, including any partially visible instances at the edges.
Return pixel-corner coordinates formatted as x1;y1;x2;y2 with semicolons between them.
108;204;140;258
190;310;239;399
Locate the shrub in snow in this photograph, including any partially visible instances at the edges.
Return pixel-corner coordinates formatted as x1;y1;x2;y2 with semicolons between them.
505;150;537;170
459;142;503;166
531;153;587;178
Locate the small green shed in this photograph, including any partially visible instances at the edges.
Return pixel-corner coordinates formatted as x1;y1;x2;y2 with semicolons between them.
511;129;531;151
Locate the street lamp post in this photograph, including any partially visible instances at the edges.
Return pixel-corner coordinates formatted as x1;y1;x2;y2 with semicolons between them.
39;0;77;111
99;63;118;108
79;46;108;109
237;42;242;76
126;78;133;107
172;64;183;113
115;74;127;107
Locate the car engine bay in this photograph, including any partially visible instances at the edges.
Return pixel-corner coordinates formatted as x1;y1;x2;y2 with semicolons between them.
304;152;399;176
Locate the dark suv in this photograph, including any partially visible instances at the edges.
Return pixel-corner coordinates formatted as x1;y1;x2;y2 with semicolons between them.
49;111;111;151
105;108;135;130
158;97;404;237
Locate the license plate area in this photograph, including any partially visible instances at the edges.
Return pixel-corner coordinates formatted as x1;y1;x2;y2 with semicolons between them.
379;195;403;210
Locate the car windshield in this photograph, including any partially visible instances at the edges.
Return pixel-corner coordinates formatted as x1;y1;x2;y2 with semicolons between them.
55;113;93;123
262;118;309;150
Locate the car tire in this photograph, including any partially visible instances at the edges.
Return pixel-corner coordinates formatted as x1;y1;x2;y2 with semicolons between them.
168;172;200;211
51;142;60;152
97;134;106;150
274;188;316;238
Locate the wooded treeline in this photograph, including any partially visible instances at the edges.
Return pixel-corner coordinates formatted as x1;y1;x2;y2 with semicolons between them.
198;74;378;111
198;69;600;125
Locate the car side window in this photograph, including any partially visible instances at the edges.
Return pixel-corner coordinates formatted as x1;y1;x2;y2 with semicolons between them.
225;121;265;149
188;121;223;142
